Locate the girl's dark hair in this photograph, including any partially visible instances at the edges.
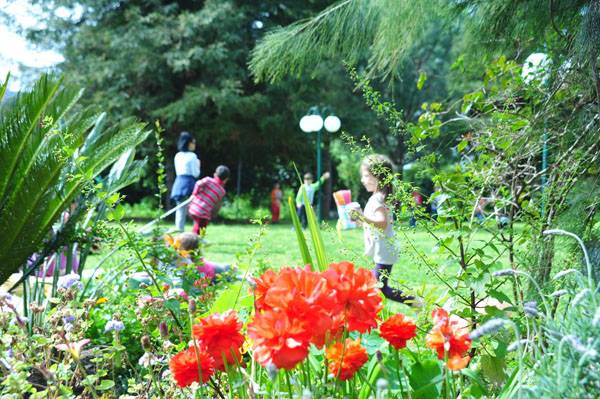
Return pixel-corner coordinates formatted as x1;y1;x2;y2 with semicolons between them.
177;131;194;152
361;154;396;197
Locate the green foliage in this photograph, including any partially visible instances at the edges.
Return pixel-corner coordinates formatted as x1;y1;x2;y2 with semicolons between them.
329;138;363;196
26;0;383;199
0;74;150;284
250;0;447;82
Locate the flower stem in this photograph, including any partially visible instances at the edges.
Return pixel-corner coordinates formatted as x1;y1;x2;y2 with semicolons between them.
285;370;294;399
394;350;404;398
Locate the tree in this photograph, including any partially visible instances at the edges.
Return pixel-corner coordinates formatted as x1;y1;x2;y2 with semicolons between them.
22;0;386;204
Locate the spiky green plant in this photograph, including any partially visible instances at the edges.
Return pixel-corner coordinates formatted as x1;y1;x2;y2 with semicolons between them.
0;74;150;284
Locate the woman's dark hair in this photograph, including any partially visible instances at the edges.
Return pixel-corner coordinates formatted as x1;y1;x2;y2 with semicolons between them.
361;154;396;197
177;131;195;152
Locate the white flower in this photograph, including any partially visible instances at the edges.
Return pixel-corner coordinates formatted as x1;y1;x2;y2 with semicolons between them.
138;352;163;368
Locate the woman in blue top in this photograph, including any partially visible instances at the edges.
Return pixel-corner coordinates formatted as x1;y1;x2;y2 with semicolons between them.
170;132;200;231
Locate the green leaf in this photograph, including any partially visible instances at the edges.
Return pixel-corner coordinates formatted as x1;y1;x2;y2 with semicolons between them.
164;298;182;314
97;380;115;391
358;356;381;399
460;368;488;397
288;196;313;267
206;282;254;316
0;72;8;102
481;354;507;385
488;289;513;306
409;359;442;398
417;71;427;90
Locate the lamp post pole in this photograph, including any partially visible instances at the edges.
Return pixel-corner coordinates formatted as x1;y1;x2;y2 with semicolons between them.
522;52;551;217
299;107;341;221
316;127;322;219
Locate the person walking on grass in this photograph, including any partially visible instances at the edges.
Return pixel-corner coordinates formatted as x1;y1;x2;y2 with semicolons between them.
295;171;330;229
270;182;283;223
351;154;421;307
170;132;200;231
188;165;229;234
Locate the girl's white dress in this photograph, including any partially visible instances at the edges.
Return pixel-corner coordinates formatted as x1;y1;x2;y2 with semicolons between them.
363;192;399;265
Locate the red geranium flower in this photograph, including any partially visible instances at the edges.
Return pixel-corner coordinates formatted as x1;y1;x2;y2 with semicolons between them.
192;310;245;371
325;338;369;381
425;308;471;370
247;309;311;370
253;269;278;311
323;262;383;333
379;313;417;350
169;346;215;387
263;267;339;348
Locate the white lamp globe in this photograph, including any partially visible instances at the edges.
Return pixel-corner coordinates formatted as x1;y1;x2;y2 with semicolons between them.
308;114;324;132
324;115;341;132
299;115;313;132
522;53;551;84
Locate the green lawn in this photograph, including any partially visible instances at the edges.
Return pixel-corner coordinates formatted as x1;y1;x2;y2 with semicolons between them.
179;220;510;299
85;219;518;310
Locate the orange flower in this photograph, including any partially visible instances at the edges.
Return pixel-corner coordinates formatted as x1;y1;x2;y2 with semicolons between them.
247;309;310;370
425;308;471;370
192;310;244;371
323;262;383;333
325;338;368;380
380;313;417;350
169;346;215;387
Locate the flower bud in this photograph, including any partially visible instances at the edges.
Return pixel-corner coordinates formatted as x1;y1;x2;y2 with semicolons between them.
159;321;169;339
188;299;197;314
141;335;152;352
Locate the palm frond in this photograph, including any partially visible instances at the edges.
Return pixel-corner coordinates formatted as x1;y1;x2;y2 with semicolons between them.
0;74;149;284
0;75;64;201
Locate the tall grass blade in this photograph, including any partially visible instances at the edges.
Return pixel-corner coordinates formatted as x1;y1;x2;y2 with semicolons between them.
0;72;8;102
302;186;328;271
288;196;313;268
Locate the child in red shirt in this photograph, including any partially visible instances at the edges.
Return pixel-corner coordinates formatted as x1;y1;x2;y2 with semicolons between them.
270;182;283;223
188;165;230;234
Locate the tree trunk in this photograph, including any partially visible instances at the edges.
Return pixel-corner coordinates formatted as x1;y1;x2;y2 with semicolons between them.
236;159;242;196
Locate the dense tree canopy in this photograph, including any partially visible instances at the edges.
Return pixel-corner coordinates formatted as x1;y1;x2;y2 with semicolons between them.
22;0;399;203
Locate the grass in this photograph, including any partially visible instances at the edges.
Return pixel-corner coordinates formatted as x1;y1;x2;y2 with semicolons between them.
85;218;513;304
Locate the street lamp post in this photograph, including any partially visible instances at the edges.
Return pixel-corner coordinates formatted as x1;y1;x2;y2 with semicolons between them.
522;52;551;217
299;107;341;220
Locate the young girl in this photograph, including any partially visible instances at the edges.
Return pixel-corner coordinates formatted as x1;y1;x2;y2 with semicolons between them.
354;154;419;306
170;131;201;231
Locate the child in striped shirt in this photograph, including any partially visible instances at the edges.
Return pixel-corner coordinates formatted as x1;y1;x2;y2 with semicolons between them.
188;165;230;234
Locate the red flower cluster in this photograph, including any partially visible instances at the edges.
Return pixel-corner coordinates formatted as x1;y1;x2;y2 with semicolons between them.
192;310;245;371
248;262;382;370
325;338;369;381
425;308;472;370
169;346;215;387
169;310;244;387
379;313;417;349
323;262;383;333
